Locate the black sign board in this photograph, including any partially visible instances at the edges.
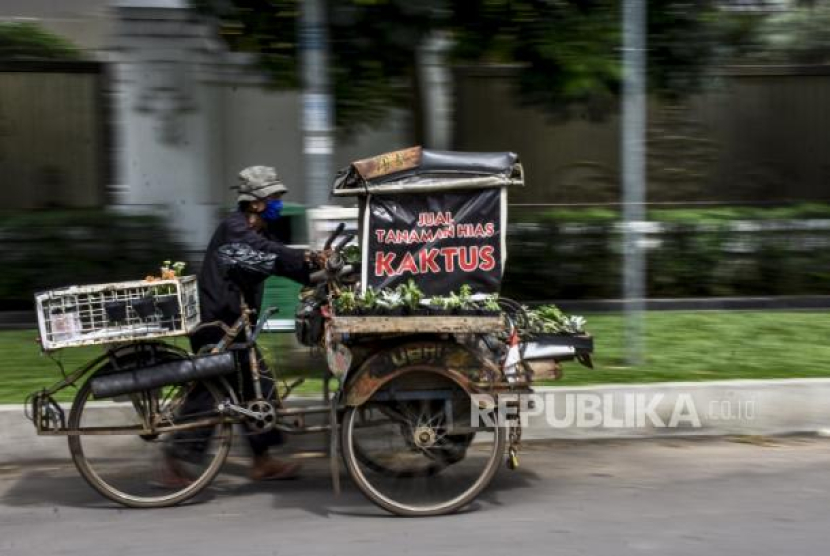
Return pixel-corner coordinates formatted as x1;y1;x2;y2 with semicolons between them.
362;189;504;295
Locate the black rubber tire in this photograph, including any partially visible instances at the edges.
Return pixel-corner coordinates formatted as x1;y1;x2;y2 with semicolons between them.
341;369;505;517
68;350;232;508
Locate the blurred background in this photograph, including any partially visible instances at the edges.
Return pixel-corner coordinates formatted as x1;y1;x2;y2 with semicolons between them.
2;0;830;379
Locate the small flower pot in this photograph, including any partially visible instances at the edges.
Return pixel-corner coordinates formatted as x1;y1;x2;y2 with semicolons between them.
104;301;128;324
155;295;180;329
477;309;501;317
130;297;157;320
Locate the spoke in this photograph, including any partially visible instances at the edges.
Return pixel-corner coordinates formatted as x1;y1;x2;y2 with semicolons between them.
398;402;420;424
163;384;193;416
417;399;430;427
425;412;443;427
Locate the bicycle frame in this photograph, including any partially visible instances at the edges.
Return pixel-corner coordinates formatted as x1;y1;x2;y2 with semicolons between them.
28;296;336;438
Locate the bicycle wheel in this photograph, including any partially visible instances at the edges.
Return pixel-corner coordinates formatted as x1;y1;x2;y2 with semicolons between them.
68;350;233;508
352;426;473;478
341;367;505;516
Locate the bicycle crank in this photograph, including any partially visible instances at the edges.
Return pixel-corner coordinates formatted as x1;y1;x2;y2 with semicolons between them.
217;400;277;431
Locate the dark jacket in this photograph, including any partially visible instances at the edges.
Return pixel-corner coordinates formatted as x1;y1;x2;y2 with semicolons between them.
198;211;308;326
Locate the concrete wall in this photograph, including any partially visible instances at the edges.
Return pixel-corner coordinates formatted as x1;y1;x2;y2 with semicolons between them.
0;1;412;253
106;2;411;252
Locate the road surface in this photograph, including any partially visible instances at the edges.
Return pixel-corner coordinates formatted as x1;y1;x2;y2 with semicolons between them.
2;437;830;555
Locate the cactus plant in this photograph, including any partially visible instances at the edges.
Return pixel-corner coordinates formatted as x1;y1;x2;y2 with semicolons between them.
481;293;501;313
334;289;358;315
359;287;379;312
397;279;424;312
377;288;403;314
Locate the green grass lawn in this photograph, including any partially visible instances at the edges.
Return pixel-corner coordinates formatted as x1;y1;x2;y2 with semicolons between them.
552;310;830;386
3;310;830;404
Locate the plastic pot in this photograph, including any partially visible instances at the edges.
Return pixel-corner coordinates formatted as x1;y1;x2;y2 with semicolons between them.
104;301;128;324
155;295;180;329
130;297;157;320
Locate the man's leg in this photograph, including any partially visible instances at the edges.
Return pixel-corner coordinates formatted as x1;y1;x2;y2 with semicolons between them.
240;348;300;480
161;327;225;483
164;382;217;465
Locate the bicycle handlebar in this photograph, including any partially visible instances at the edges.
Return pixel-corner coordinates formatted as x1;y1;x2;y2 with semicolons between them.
309;222;358;285
324;222;346;250
310;268;328;284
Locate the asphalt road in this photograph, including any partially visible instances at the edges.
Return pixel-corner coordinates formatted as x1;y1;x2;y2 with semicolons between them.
2;437;830;556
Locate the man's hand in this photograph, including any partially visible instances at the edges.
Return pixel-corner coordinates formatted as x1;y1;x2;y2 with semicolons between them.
306;249;333;270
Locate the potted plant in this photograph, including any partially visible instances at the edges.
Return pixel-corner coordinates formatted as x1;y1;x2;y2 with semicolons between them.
333;289;358;316
457;284;477;315
154;261;186;328
358;287;379;315
427;295;449;316
398;279;425;315
443;291;463;315
522;304;587;336
377;288;403;315
479;293;501;316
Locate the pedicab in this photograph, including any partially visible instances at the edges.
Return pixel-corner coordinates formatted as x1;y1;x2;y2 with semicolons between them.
27;147;593;516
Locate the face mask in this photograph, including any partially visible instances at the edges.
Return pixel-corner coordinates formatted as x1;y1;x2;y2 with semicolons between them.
261;199;283;222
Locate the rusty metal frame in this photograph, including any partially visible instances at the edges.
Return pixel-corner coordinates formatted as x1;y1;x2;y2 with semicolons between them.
30;316;529;444
36;416;234;436
341;339;519;407
31;341;191;435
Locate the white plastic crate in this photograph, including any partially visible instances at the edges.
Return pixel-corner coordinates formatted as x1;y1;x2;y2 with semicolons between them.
35;276;200;351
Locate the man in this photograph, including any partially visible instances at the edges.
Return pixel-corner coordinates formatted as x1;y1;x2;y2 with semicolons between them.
164;166;316;485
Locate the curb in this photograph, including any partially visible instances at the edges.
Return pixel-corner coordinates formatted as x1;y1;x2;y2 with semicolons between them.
0;397;330;465
3;378;830;464
524;379;830;439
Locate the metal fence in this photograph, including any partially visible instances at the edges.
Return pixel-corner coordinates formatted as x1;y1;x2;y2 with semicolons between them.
0;61;108;210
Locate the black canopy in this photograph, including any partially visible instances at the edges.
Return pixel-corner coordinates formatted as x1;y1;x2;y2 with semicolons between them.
332;146;522;196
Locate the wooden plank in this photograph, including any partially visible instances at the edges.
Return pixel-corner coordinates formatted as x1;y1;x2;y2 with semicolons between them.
331;315;505;334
